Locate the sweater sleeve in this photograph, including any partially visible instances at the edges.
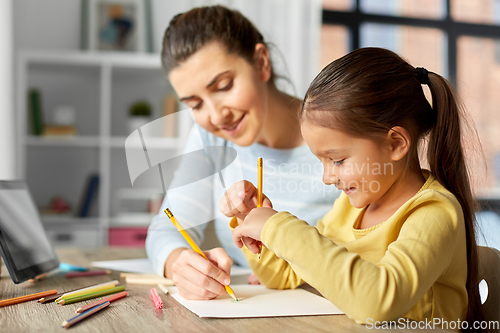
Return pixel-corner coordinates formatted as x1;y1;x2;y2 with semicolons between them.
146;125;213;276
228;216;328;289
260;193;462;324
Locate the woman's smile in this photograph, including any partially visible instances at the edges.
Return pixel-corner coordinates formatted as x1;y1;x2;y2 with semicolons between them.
221;114;246;136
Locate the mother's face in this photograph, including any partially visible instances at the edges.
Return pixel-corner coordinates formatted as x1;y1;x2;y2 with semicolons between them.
168;42;271;147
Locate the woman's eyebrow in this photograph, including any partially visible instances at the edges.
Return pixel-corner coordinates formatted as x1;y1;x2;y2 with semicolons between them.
180;95;195;102
179;70;231;102
206;71;230;88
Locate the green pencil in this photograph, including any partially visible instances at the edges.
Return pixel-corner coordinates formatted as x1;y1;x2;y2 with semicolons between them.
57;286;125;305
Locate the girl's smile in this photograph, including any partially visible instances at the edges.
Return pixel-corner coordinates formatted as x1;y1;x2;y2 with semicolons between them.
301;121;402;210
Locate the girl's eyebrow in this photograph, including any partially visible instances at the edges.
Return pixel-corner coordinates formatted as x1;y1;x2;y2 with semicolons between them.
322;148;348;156
179;70;231;102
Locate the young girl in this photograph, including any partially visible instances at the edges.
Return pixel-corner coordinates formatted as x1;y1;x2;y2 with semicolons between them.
222;47;485;329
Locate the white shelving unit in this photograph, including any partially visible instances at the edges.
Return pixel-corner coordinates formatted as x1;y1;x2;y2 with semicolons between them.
17;50;191;247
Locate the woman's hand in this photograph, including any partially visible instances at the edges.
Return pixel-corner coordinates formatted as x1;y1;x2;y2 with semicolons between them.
220;180;272;224
232;207;278;253
171;247;233;300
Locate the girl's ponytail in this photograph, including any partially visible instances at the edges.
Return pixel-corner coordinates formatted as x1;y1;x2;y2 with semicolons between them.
426;73;486;331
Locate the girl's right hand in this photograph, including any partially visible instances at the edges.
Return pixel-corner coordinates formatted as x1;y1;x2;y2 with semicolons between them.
219;180;273;223
171;247;233;300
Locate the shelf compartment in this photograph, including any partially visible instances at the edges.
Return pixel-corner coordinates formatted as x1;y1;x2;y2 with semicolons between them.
111;66;174;137
26;146;100;218
26;135;101;147
26;62;101;136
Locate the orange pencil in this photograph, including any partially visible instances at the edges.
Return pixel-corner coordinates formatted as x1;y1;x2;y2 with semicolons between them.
0;289;57;307
75;291;128;313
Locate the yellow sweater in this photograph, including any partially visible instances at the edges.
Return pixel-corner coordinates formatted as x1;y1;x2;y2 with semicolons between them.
231;172;468;324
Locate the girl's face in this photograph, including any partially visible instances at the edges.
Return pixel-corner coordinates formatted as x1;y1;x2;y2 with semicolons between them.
301;121;398;209
168;42;270;147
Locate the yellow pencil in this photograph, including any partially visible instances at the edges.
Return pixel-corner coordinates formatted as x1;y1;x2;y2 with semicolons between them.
257;157;263;258
55;282;118;302
257;157;263;208
164;208;238;301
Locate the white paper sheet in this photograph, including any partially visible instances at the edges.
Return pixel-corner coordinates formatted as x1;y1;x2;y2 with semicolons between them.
90;258;252;277
169;285;344;318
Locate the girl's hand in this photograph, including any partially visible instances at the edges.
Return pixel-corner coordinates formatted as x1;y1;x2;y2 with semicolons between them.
232;207;278;253
220;180;272;223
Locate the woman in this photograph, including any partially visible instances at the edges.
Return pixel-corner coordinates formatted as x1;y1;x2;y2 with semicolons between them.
146;5;339;300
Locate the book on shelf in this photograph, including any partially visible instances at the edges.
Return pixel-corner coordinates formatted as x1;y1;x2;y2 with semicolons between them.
43;125;78;136
28;89;45;136
162;93;178;137
76;174;99;218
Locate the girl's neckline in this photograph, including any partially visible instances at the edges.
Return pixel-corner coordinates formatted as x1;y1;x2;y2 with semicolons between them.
352;170;434;233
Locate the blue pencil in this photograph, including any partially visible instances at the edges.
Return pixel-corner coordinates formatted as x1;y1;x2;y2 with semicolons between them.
59;263;88;271
61;301;110;328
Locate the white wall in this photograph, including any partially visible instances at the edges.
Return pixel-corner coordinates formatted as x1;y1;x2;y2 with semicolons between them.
13;0;81;51
151;0;322;97
0;0;15;179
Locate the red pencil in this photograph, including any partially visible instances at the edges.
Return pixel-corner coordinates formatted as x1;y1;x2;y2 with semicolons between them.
66;270;111;278
150;288;163;309
75;291;128;313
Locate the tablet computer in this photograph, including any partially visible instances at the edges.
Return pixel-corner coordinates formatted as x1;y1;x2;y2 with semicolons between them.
0;180;59;283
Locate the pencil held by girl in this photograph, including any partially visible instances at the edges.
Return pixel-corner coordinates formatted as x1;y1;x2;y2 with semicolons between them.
222;47;485;330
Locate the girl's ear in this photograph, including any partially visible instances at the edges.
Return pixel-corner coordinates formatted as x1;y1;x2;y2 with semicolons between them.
387;126;411;161
254;43;272;83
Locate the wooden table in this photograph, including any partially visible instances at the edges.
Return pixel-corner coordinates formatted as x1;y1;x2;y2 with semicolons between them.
0;248;448;332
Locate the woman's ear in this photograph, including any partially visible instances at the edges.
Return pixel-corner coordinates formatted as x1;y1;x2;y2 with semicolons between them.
254;43;272;82
387;126;411;161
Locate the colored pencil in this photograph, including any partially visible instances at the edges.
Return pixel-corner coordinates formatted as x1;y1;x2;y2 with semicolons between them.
119;273;162;279
257;157;263;208
62;301;110;329
59;263;88;271
28;272;48;282
0;289;57;307
157;284;169;294
57;286;125;305
75;291;128;313
150;288;163;309
39;287;88;303
164;208;237;301
56;282;117;302
257;157;263;258
66;269;111;278
55;280;119;302
124;277;174;285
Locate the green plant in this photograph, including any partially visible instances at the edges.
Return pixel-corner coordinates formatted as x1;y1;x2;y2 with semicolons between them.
129;101;152;117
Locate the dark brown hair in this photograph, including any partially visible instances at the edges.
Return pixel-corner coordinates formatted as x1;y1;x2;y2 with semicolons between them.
301;47;485;330
161;5;276;83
